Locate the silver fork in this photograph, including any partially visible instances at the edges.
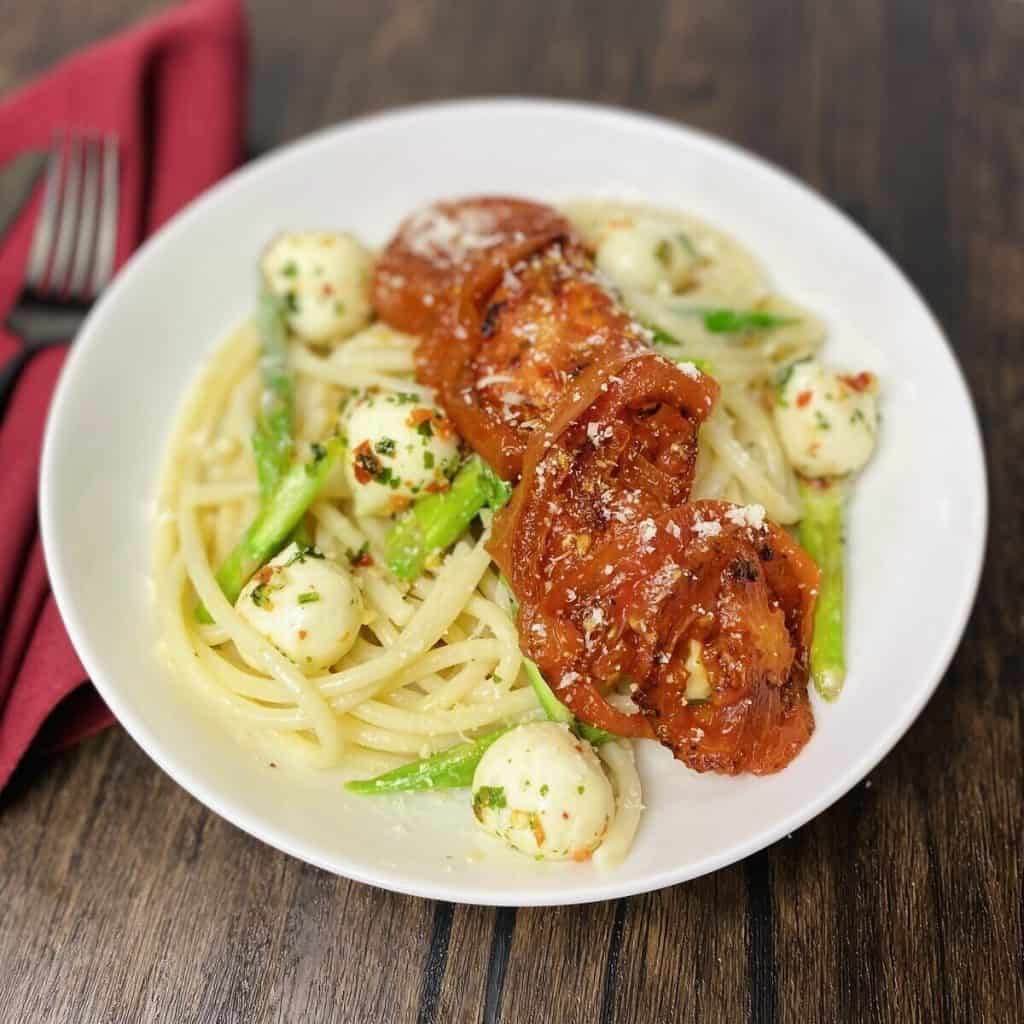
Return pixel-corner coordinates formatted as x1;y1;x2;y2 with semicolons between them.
1;132;119;417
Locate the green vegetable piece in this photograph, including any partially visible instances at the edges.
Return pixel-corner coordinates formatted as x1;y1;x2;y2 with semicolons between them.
345;728;512;795
385;456;512;581
701;308;799;334
196;436;344;623
798;476;848;701
644;323;712;374
522;659;614;746
252;288;295;498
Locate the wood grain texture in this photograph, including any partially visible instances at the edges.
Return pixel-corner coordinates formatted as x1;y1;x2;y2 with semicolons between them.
1;1;1021;1021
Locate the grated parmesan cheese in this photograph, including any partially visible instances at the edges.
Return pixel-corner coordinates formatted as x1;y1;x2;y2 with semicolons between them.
725;504;767;530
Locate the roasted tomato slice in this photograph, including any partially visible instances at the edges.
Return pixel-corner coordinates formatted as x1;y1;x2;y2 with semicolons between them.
435;243;651;478
372;196;573;339
490;351;719;605
503;501;819;775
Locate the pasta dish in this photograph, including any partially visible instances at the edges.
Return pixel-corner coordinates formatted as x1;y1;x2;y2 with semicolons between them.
154;197;879;867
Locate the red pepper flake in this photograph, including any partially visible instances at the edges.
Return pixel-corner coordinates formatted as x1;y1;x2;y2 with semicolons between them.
839;371;874;392
298;629;308;640
254;565;274;584
352;440;380;484
388;494;412;514
407;408;433;429
320;282;335;297
795;390;813;408
353;550;374;568
424;479;450;495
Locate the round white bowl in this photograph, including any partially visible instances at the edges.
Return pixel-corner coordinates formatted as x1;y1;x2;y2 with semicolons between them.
40;99;986;906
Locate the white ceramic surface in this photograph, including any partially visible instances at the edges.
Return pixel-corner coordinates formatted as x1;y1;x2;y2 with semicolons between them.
40;99;987;906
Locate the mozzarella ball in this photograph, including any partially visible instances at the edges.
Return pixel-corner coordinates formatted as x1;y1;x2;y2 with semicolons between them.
342;391;461;517
236;543;363;673
595;217;700;295
773;361;879;478
471;722;614;861
261;232;372;344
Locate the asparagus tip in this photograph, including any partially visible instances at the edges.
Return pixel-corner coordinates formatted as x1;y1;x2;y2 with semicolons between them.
812;667;845;702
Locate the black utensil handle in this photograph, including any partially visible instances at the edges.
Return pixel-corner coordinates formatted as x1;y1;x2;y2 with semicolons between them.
0;341;66;420
5;300;87;344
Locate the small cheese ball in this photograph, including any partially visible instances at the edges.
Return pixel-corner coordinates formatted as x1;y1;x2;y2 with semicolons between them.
342;391;461;517
236;543;363;673
773;361;879;478
471;722;615;861
595;217;700;295
261;232;372;344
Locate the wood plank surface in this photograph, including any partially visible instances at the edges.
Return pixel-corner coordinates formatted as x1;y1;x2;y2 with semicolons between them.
0;1;1021;1021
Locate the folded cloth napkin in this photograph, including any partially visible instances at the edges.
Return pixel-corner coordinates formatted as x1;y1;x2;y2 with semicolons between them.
0;0;247;791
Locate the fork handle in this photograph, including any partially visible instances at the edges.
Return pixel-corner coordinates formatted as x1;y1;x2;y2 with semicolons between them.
5;301;87;345
0;341;66;421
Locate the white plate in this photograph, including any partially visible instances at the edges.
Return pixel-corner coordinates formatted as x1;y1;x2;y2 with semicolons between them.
40;99;986;906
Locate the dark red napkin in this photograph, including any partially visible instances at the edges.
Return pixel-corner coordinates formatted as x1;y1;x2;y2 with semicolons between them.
0;0;247;791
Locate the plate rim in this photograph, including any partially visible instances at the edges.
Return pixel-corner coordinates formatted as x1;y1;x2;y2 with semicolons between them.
39;97;988;906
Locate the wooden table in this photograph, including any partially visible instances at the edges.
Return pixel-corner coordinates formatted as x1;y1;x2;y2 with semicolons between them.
2;2;1021;1021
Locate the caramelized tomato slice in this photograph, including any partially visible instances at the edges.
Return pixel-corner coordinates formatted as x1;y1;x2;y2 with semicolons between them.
490;351;719;605
372;197;573;339
502;501;819;775
436;244;650;478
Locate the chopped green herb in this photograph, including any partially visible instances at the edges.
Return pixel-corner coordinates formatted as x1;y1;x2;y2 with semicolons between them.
702;308;798;334
310;442;328;463
473;786;507;812
539;784;550;797
676;231;699;259
814;410;832;430
375;437;397;456
577;785;585;795
284;543;325;566
416;419;434;438
284;291;299;314
654;239;673;267
387;392;420;405
774;358;811;406
423;451;435;470
281;261;298;278
297;591;320;605
850;408;867;426
334;300;346;315
251;583;272;609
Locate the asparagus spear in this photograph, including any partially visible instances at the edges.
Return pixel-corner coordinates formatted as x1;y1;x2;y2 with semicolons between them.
252;288;295;498
196;436;344;623
344;727;512;795
522;659;613;746
798;476;848;701
502;578;615;744
385;456;512;581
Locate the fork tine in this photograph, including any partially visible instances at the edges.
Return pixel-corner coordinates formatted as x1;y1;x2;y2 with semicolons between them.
48;133;84;295
66;137;101;299
25;134;65;291
90;136;119;296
